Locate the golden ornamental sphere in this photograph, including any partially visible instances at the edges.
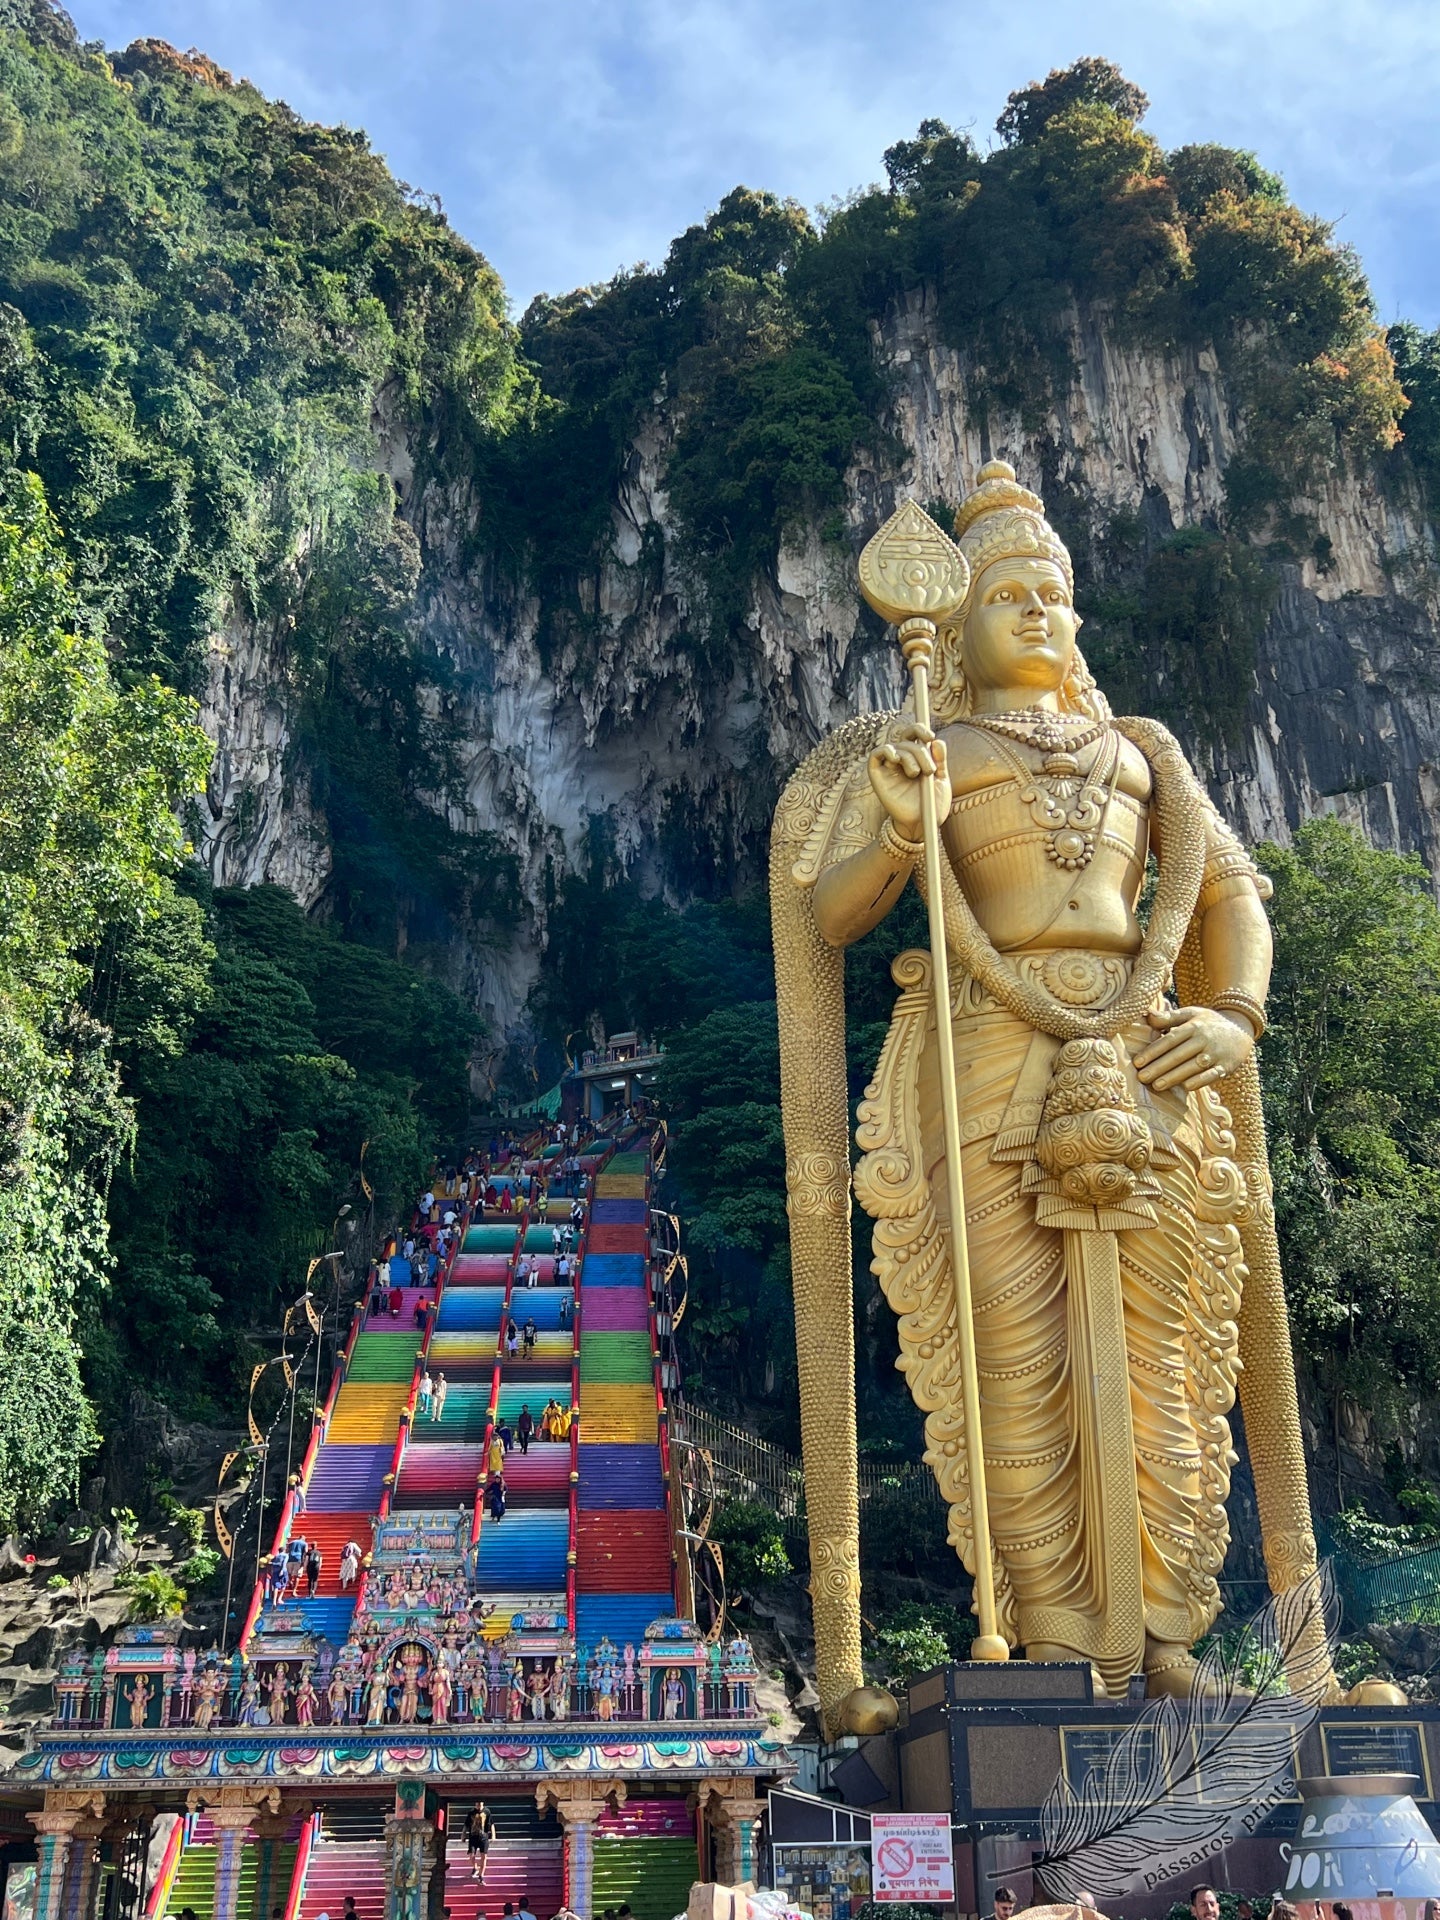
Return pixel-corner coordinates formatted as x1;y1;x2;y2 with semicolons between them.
838;1684;900;1735
1345;1677;1409;1707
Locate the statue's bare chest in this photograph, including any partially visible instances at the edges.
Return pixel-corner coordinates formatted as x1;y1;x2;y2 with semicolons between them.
939;722;1152;952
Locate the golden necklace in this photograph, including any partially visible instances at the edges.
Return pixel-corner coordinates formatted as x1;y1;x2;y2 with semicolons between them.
963;715;1120;871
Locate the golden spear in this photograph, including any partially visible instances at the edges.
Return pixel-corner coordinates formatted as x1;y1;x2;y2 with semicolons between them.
858;499;1009;1663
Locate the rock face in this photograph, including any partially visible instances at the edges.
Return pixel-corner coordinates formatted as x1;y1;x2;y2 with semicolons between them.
194;293;1440;1033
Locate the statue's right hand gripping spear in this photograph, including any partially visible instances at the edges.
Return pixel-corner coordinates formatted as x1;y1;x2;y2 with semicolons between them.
858;500;1009;1663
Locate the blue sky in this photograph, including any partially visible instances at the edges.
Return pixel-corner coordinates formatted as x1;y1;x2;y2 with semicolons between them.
68;0;1440;329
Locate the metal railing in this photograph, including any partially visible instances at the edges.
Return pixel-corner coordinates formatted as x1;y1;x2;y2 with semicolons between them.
673;1405;943;1544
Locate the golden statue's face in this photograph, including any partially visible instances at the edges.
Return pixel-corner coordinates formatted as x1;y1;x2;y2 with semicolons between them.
961;557;1078;695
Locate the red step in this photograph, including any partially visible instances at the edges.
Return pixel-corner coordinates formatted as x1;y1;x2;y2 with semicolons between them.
442;1836;564;1920
300;1841;386;1920
284;1514;370;1597
576;1510;673;1592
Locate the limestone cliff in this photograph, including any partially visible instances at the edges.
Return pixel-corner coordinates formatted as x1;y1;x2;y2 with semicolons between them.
192;291;1439;1036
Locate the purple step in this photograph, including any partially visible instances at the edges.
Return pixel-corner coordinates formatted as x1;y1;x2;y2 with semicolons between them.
581;1289;647;1332
577;1443;666;1510
306;1445;391;1513
591;1199;648;1225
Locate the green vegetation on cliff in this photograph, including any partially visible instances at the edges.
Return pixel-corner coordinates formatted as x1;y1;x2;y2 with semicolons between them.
5;0;1440;1541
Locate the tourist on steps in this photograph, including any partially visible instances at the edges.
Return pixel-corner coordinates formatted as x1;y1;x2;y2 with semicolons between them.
517;1406;534;1454
487;1475;506;1522
487;1432;505;1477
418;1368;434;1419
432;1373;448;1422
465;1804;491;1881
339;1540;361;1589
522;1317;537;1356
506;1320;519;1359
558;1294;572;1331
305;1543;322;1597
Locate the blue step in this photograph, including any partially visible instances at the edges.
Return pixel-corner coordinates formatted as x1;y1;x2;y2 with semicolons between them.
499;1290;574;1330
582;1254;645;1288
474;1509;570;1589
575;1593;673;1649
265;1594;355;1640
578;1444;665;1510
435;1288;507;1332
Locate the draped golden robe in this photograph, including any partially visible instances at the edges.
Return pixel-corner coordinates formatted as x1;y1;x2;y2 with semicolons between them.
777;709;1316;1707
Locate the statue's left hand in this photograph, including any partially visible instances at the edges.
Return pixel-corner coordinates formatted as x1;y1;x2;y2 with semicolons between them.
1133;1005;1254;1093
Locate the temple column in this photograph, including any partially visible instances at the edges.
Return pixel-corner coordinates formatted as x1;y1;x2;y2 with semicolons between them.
384;1784;437;1920
209;1806;256;1920
60;1809;108;1920
709;1789;767;1887
538;1780;625;1920
27;1812;82;1920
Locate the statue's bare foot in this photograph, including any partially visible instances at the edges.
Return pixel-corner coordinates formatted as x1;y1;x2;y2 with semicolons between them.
1143;1640;1218;1698
1026;1640;1106;1696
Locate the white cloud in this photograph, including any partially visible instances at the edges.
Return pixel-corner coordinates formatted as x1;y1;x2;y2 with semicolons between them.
67;0;1440;323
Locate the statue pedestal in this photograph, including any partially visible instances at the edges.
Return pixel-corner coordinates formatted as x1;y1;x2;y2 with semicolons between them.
820;1661;1440;1919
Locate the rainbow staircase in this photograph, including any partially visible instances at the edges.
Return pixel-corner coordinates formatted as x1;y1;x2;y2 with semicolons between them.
575;1152;673;1649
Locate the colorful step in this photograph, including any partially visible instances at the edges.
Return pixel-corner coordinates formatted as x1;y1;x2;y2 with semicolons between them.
306;1445;391;1512
393;1444;483;1508
587;1223;648;1254
328;1383;411;1442
282;1514;369;1594
575;1592;673;1648
592;1199;649;1225
577;1443;665;1510
576;1510;672;1591
427;1332;497;1377
590;1834;697;1919
580;1287;647;1331
435;1288;508;1331
449;1254;511;1283
579;1332;653;1384
464;1224;523;1252
581;1254;646;1288
578;1385;657;1444
474;1508;569;1588
346;1332;422;1382
409;1383;491;1442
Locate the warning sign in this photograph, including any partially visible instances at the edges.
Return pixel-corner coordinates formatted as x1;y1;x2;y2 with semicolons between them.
870;1812;955;1903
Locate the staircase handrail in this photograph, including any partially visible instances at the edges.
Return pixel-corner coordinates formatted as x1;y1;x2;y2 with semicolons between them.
143;1813;185;1920
282;1811;320;1920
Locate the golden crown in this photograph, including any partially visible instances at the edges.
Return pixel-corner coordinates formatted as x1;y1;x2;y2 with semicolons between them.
952;459;1073;594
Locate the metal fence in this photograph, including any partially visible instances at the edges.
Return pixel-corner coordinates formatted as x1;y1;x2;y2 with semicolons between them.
1329;1537;1440;1628
673;1405;943;1546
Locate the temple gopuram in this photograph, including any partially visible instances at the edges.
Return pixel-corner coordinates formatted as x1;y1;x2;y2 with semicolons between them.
3;1128;787;1920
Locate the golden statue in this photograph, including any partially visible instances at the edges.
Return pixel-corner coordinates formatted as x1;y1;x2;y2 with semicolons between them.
772;466;1323;1730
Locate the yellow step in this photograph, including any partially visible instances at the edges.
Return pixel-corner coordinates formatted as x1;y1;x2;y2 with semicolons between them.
579;1384;657;1444
595;1174;646;1199
329;1382;409;1442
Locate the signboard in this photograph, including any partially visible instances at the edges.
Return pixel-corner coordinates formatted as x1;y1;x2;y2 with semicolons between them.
870;1813;955;1904
1322;1721;1431;1797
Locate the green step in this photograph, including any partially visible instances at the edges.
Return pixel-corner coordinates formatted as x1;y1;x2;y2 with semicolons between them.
591;1838;698;1920
607;1152;647;1173
347;1333;421;1382
162;1845;218;1920
579;1331;653;1384
412;1387;490;1441
464;1224;522;1252
248;1840;297;1920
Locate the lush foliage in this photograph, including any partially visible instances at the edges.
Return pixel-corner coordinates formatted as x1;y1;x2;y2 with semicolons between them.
0;468;206;1528
495;56;1411;735
708;1498;791;1591
93;876;479;1420
1257;820;1440;1428
868;1599;975;1683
